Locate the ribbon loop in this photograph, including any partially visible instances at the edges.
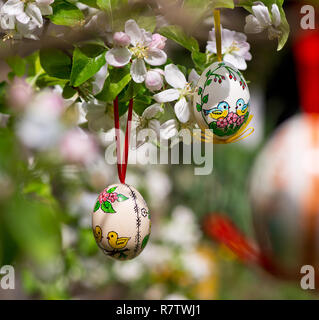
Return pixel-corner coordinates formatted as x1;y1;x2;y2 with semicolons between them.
113;97;133;184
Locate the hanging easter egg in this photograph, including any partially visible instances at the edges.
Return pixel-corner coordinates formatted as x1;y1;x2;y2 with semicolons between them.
250;114;319;278
92;183;151;260
193;61;250;140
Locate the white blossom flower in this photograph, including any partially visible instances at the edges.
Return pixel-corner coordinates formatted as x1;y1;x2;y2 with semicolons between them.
0;0;54;39
244;2;282;40
133;103;163;147
206;26;252;70
83;99;113;132
106;19;167;83
153;64;199;123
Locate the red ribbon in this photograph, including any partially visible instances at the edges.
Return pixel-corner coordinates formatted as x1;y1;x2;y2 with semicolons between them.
294;30;319;114
113;97;133;184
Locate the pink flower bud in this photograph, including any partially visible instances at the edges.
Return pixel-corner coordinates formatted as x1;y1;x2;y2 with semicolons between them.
59;129;98;165
145;70;163;92
8;77;33;111
113;32;131;47
149;33;167;50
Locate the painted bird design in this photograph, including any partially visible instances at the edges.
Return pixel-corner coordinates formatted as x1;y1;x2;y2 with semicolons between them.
107;231;130;250
203;101;230;120
236;98;249;116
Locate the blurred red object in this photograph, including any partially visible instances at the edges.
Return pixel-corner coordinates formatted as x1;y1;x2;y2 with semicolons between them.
294;30;319;114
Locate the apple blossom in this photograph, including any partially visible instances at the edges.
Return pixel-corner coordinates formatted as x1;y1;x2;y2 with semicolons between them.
206;26;252;70
153;64;199;123
105;19;167;83
244;2;282;40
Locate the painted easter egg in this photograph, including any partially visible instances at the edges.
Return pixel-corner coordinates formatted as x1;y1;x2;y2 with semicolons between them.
250;114;319;278
92;183;151;260
193;61;250;139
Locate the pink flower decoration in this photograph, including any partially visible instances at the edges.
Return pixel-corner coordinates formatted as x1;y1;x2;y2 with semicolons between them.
217;118;228;128
237;116;245;126
149;33;167;50
226;112;239;125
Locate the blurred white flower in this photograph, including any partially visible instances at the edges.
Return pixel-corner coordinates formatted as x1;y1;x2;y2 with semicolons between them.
244;2;282;40
59;128;98;165
145;169;172;205
61;224;77;250
154;65;199;123
113;260;144;282
160;206;200;249
140;244;174;268
181;251;211;280
160;119;179;140
16;90;65;150
0;0;53;39
165;293;187;300
145;69;164;92
206;26;252;70
8;77;34;111
106;19;167;83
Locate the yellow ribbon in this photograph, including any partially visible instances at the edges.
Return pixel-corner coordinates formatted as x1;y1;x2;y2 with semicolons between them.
214;9;222;62
193;115;255;144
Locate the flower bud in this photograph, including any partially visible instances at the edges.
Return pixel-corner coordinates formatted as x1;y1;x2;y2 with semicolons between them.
145;70;163;92
113;32;131;47
149;33;167;50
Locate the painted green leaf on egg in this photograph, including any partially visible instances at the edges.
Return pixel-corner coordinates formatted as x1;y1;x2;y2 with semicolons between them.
141;234;150;249
117;194;128;202
107;186;117;193
94;200;100;212
101;201;116;213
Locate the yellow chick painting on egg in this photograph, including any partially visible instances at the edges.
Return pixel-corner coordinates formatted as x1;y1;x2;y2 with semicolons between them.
107;231;130;250
204;101;230;120
94;225;103;243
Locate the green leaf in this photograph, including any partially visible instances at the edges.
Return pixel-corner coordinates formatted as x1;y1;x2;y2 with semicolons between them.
39;48;72;79
277;6;290;51
198;87;202;95
62;83;77;99
79;0;99;8
36;74;69;87
141;234;150;249
49;0;85;27
202;94;209;103
206;79;212;86
211;0;234;9
95;65;131;102
101;201;116;213
159;25;199;52
70;46;106;87
107;186;117;193
117;194;128;202
196;103;202;112
94;200;100;212
6;55;26;77
97;0;127;12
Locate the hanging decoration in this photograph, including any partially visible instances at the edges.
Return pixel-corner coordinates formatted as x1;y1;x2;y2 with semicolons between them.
91;98;151;260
